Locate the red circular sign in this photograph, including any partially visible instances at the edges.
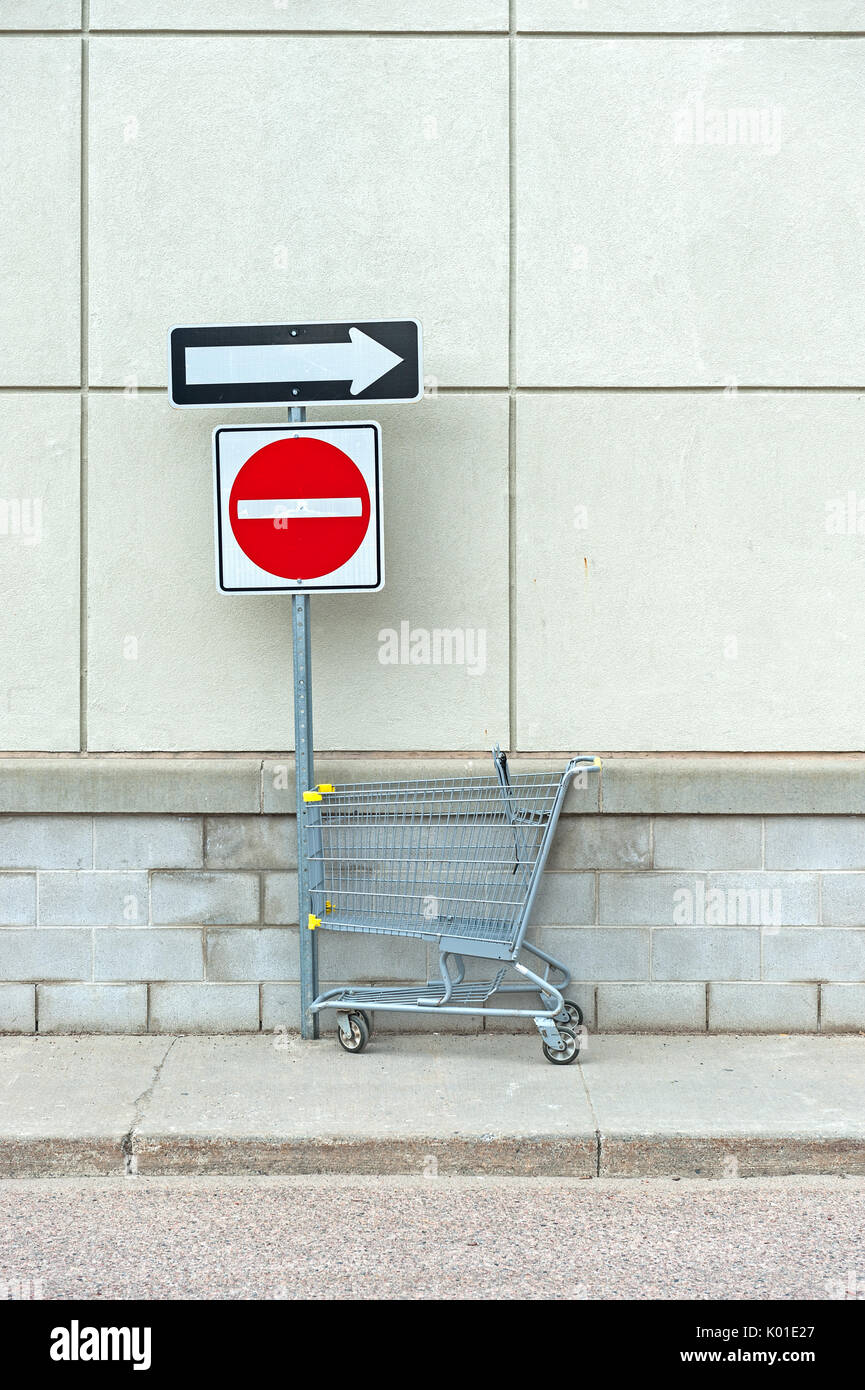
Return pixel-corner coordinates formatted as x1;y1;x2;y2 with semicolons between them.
229;436;370;581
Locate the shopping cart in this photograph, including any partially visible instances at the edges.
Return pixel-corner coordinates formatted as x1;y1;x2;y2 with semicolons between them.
304;747;600;1063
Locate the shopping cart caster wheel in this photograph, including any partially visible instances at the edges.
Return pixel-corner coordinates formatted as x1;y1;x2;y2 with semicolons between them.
541;1026;580;1065
337;1011;370;1054
562;1000;584;1028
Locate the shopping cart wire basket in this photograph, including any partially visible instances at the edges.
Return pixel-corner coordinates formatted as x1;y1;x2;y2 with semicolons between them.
304;746;600;1063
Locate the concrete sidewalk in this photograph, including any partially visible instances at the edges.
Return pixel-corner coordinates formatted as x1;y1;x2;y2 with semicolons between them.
0;1032;864;1179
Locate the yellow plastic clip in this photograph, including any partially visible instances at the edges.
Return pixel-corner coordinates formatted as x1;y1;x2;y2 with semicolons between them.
303;791;322;802
307;914;321;930
325;901;333;914
317;783;335;794
592;756;602;768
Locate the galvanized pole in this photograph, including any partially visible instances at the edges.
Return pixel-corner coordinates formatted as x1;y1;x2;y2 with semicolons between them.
289;405;319;1038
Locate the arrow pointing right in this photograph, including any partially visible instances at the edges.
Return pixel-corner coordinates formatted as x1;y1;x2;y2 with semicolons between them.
185;327;403;395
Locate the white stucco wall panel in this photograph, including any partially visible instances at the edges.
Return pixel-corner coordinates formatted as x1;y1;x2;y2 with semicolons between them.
88;36;509;389
516;392;865;751
89;2;508;29
0;395;80;751
86;391;509;751
516;38;865;385
516;3;865;31
0;38;79;384
1;2;80;26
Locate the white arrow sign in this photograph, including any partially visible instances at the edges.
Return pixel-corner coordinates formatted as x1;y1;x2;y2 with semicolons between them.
170;319;421;408
186;327;403;396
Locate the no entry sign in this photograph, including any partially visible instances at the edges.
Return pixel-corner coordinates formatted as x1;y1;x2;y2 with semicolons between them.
213;422;383;594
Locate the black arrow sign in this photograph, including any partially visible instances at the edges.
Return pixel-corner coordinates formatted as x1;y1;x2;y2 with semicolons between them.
169;319;423;408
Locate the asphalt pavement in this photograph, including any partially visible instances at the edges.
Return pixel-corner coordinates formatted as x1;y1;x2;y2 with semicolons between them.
1;1175;863;1300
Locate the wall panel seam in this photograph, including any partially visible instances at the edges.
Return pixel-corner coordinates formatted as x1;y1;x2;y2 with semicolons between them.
79;5;90;751
508;0;517;751
5;31;863;40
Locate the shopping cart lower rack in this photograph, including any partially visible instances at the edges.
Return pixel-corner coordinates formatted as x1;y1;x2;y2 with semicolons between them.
304;747;600;1064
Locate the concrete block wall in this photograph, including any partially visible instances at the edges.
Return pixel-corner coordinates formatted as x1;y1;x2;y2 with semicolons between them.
0;756;863;1034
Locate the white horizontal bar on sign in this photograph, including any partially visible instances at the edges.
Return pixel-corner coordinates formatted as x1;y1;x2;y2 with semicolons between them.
237;498;363;520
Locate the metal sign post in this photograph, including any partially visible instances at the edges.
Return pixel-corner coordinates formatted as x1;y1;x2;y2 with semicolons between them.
292;590;318;1039
171;317;423;1040
288;405;319;1038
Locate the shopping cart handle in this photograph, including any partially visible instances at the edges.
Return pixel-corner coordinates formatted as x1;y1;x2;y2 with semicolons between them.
565;755;602;776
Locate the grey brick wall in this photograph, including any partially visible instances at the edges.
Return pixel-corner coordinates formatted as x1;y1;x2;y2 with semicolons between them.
1;759;865;1034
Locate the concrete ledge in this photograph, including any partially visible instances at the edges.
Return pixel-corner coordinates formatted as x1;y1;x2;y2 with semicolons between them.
262;756;601;813
5;753;865;815
0;759;261;813
601;756;865;815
